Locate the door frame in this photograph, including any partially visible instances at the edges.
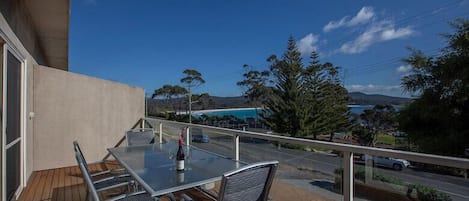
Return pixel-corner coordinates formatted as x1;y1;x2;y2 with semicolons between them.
2;42;26;201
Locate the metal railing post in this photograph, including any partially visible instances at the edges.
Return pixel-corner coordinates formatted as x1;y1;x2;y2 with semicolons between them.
365;155;373;184
233;134;239;161
140;118;145;129
159;123;163;143
186;127;190;146
343;151;354;201
231;127;244;161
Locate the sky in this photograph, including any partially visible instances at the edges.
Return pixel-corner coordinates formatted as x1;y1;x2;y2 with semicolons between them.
69;0;469;98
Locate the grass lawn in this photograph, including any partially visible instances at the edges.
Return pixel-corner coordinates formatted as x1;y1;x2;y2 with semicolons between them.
377;134;395;145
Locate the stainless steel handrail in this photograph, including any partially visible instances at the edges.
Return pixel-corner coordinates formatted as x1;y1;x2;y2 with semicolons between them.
144;116;469;201
145;117;469;169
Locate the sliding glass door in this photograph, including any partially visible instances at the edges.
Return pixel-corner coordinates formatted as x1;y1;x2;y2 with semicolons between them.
3;45;23;201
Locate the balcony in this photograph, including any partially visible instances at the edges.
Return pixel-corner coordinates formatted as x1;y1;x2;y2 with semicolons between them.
17;162;330;201
16;117;469;201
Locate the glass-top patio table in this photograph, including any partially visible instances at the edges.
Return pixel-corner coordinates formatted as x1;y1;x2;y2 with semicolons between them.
107;141;247;198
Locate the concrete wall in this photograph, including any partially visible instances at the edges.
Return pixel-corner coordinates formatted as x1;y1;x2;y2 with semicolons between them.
33;65;144;170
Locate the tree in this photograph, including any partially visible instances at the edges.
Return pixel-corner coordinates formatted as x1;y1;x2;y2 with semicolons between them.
237;64;271;122
171;85;188;112
180;69;205;123
399;18;469;156
358;104;397;147
302;52;337;139
152;85;187;111
191;93;214;110
261;36;306;137
322;63;351;141
244;37;350;138
152;85;173;101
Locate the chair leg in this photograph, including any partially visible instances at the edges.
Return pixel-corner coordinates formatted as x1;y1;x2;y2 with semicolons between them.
164;193;176;201
133;181;139;192
181;193;194;201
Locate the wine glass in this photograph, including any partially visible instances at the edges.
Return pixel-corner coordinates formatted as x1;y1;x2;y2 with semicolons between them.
168;148;175;160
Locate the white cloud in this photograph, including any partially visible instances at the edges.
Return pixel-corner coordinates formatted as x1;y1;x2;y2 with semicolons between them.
323;7;374;32
349;7;375;26
338;21;414;54
297;33;319;57
346;84;401;93
380;27;414;40
323;18;348;33
396;64;412;73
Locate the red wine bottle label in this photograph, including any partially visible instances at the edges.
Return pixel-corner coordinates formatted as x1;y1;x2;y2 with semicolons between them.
176;160;185;171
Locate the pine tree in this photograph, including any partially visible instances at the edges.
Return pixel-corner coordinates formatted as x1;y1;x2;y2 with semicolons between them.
321;63;351;141
262;36;306;137
244;36;351;139
302;52;330;139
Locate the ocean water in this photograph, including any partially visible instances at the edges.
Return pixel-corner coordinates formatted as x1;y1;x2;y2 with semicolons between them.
196;105;396;120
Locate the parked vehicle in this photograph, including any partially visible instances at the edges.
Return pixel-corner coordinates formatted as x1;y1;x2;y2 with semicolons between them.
393;131;408;137
361;155;410;170
191;128;210;143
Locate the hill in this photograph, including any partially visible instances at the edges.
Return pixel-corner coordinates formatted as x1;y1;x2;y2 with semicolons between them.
147;92;411;113
348;92;411;105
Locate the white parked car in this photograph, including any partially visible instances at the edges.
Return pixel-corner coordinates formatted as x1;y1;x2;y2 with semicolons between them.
361;155;410;171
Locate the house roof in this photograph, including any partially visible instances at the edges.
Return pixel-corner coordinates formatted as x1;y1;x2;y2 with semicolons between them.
26;0;69;71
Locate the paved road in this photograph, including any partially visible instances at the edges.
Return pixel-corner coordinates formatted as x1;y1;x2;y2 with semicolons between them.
192;135;469;201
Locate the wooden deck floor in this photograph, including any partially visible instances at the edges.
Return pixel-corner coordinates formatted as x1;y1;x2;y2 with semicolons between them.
17;162;117;201
16;161;226;201
17;162;332;201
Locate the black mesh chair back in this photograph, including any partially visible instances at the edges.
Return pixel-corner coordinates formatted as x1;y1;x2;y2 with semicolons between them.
76;152;101;201
126;128;155;146
218;161;278;201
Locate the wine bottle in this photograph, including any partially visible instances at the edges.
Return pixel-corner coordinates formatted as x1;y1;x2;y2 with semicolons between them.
176;136;185;171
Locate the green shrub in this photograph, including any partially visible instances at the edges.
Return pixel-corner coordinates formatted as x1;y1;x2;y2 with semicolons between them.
273;142;307;150
334;168;451;201
335;167;403;186
408;184;451;201
373;172;404;186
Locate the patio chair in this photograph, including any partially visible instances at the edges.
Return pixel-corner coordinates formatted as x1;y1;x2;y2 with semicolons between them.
74;141;134;192
181;161;279;201
76;152;158;201
73;141;126;177
126;128;155;146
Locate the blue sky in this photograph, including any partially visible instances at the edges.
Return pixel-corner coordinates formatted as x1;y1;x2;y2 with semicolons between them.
70;0;469;98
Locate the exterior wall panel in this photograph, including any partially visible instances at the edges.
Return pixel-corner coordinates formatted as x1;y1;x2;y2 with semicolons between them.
33;65;144;170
